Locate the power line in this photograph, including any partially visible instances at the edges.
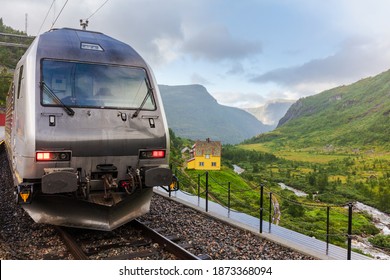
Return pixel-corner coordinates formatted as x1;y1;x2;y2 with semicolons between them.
50;0;69;30
80;0;110;30
86;0;110;20
37;0;56;35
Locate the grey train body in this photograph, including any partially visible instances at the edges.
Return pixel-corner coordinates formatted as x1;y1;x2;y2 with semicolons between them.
5;28;172;230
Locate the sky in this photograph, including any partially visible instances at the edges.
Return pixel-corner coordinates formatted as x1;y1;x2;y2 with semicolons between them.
2;0;390;108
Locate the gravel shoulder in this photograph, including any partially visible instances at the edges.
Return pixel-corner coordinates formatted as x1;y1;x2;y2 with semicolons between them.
140;194;313;260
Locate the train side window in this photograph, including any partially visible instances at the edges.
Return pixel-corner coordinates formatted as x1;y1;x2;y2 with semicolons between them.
17;65;24;99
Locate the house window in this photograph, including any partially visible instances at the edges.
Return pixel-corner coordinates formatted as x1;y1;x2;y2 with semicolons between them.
205;154;210;159
212;162;217;167
199;162;204;167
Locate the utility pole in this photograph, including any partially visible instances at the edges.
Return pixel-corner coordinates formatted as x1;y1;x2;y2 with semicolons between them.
25;13;28;34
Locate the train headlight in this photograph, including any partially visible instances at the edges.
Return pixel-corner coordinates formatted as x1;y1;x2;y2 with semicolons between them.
36;151;71;162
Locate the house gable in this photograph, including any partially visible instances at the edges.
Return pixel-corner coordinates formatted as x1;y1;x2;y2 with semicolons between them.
186;138;221;170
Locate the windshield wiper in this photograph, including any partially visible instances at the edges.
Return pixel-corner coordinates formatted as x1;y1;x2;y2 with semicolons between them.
131;78;153;119
41;81;75;116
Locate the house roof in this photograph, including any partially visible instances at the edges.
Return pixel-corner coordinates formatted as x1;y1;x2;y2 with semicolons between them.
194;139;221;156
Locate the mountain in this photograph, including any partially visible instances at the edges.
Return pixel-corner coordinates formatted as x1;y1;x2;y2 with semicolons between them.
247;69;390;150
244;99;295;128
159;84;273;144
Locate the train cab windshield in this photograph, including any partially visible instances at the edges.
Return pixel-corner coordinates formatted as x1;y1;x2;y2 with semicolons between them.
40;59;156;111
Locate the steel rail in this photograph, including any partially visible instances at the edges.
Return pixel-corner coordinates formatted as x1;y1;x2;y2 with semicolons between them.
55;226;89;260
131;219;207;260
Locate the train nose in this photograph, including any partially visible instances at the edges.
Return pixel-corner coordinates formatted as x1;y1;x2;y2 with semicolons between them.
22;188;153;231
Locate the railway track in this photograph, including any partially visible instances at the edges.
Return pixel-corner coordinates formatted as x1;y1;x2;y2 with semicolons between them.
55;219;208;260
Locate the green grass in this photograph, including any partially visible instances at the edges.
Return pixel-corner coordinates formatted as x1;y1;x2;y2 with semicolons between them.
181;167;268;216
240;143;350;163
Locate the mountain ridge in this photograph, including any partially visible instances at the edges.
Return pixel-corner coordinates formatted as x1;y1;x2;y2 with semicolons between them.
159;84;273;144
247;68;390;150
244;99;295;127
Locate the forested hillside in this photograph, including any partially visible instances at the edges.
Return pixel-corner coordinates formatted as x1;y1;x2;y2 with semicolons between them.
0;18;34;106
247;69;390;151
239;69;390;214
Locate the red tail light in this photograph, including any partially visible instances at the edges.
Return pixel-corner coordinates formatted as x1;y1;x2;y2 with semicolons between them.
36;151;71;162
139;150;166;159
36;152;51;161
152;150;165;158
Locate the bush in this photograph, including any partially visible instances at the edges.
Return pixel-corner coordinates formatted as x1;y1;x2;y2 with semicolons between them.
369;234;390;250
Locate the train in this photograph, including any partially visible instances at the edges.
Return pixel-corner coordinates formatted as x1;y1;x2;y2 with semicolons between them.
4;27;176;231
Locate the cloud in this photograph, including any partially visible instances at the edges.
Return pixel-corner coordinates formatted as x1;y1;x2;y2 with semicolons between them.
1;0;189;65
181;24;262;62
2;1;263;67
212;91;266;108
250;36;390;94
226;62;245;75
191;73;212;85
95;0;186;65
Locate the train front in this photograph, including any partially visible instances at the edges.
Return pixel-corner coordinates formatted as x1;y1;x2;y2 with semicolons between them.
16;28;174;231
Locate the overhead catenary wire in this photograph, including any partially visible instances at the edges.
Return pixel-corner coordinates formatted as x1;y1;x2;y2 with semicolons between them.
86;0;110;20
37;0;56;35
50;0;69;30
80;0;110;30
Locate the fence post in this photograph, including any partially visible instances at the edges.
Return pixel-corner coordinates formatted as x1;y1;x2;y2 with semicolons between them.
347;203;353;260
259;184;264;233
205;171;209;212
326;206;330;255
269;192;272;233
197;174;200;205
228;182;231;216
197;174;200;198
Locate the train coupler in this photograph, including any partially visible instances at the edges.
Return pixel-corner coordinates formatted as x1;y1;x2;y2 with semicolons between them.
15;183;34;204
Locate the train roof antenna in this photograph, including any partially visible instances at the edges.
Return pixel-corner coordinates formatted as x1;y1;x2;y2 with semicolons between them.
80;19;89;30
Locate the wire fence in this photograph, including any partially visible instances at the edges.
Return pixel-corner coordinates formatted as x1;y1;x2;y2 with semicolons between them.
170;168;370;260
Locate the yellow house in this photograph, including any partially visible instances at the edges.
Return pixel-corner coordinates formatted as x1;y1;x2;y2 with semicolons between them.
187;138;221;170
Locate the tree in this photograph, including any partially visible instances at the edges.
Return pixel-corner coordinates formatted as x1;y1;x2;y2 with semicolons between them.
308;172;316;186
252;163;259;173
283;195;305;218
0;67;12;105
317;172;329;192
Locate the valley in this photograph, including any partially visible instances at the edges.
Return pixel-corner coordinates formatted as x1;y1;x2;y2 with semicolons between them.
170;131;390;258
